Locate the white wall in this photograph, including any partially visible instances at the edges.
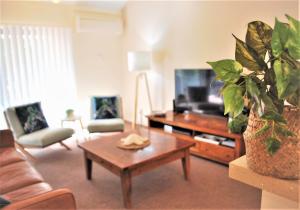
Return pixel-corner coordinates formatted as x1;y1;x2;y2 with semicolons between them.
0;1;123;125
121;1;298;125
73;32;123;122
1;1;298;127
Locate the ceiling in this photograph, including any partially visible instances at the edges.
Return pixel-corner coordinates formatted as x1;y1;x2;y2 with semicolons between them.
58;0;127;12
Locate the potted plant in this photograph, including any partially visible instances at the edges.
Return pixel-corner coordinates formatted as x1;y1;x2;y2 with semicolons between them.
208;15;300;179
66;109;74;119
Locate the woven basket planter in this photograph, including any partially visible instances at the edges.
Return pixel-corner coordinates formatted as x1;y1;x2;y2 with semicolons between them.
243;106;300;180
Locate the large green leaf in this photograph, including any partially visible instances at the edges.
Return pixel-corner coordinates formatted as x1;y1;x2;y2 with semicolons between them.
255;121;271;137
245;77;262;112
207;60;242;83
228;113;248;134
261;110;286;124
274;60;300;99
274;124;295;137
286;88;300;107
234;35;267;72
246;77;260;99
261;93;278;112
251;76;267;93
265;92;284;113
251;91;279;115
223;84;244;117
271;18;289;57
285;15;300;60
265;137;281;155
264;68;276;88
246;21;273;59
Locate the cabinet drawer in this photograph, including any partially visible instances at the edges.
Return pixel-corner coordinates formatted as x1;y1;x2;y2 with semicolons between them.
190;142;199;153
198;142;235;162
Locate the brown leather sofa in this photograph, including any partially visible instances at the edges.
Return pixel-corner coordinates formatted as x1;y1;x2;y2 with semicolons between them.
0;129;76;210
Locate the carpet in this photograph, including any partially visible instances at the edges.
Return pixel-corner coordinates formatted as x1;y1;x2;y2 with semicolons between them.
28;132;261;210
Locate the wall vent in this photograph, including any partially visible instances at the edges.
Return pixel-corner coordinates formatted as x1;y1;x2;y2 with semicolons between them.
76;15;123;35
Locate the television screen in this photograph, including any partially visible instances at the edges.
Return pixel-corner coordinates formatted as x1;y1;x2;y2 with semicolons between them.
175;69;224;116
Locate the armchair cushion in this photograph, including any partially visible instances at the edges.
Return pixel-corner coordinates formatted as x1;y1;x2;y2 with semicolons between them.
91;96;121;119
87;118;124;133
17;128;74;147
15;102;48;134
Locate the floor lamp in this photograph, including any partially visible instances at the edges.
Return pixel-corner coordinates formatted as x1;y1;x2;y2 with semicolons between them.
128;51;153;129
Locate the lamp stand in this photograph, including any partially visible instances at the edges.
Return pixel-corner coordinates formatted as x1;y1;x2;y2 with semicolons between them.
132;72;153;129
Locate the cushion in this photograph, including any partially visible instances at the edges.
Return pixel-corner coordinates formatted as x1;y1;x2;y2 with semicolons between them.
15;102;48;134
0;196;10;209
87;118;124;133
91;96;120;119
2;182;52;202
0;161;44;194
0;148;26;167
17;128;74;147
4;108;25;138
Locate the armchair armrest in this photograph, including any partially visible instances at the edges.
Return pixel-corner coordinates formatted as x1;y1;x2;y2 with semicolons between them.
3;189;76;210
0;129;15;148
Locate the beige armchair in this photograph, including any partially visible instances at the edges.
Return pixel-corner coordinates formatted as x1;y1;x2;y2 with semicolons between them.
87;96;125;133
4;103;74;160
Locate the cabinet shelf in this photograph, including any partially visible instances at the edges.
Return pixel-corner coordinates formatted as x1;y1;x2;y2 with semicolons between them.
147;111;245;164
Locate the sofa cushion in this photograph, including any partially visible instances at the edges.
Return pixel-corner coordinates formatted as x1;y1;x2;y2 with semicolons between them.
2;182;52;202
17;128;74;147
0;148;26;167
15;102;49;134
87;118;124;133
0;161;43;194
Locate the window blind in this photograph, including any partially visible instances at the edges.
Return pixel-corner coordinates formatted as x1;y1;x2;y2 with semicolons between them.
0;25;77;128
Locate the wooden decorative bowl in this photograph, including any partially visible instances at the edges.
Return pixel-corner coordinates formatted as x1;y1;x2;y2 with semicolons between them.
117;140;151;150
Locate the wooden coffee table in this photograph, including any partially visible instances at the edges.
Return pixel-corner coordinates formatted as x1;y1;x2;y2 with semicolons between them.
79;129;195;208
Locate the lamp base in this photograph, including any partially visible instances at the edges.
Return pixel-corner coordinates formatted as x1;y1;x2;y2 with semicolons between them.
132;72;153;129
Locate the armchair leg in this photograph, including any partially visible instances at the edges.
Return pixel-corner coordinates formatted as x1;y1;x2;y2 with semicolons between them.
15;143;36;161
60;142;71;150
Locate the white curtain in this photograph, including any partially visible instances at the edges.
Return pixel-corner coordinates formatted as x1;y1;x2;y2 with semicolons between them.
0;25;77;128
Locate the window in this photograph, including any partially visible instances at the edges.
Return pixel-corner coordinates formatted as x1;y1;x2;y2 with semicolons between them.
0;25;77;128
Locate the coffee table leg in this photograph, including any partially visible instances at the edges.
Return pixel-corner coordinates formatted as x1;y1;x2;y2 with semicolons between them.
181;149;190;180
84;153;92;180
120;169;132;208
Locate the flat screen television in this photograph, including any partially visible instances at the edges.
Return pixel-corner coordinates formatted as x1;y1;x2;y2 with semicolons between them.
175;69;225;116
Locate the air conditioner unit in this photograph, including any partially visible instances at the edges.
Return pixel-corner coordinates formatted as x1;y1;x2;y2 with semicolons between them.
76;15;123;35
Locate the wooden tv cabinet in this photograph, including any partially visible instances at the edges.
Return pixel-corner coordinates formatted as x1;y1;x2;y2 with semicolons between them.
147;111;245;164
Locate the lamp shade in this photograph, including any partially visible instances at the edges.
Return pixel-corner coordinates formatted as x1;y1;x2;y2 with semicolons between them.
128;51;151;72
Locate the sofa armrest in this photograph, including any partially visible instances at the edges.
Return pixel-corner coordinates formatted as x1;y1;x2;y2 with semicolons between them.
0;130;15;148
3;189;76;210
